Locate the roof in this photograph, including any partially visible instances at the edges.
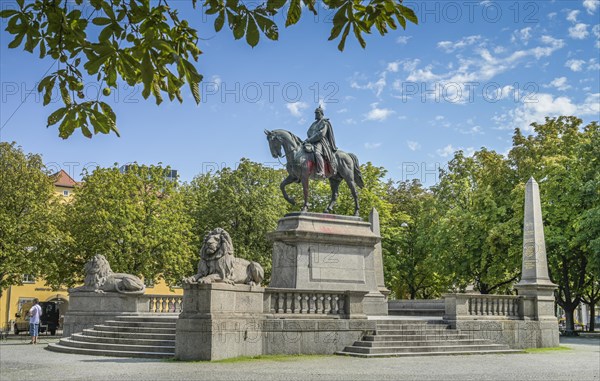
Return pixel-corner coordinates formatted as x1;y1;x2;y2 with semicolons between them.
51;170;78;188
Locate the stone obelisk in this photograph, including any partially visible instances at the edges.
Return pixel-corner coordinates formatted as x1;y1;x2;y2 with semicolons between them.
515;177;557;321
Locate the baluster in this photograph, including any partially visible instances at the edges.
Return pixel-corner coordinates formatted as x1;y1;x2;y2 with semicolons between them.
468;298;472;315
339;295;346;315
331;295;339;314
277;293;284;313
472;298;478;315
153;298;159;313
322;294;329;314
309;294;316;313
294;294;302;313
285;292;292;313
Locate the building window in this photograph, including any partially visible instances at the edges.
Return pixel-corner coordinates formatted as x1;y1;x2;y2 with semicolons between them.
22;274;36;283
63;190;69;196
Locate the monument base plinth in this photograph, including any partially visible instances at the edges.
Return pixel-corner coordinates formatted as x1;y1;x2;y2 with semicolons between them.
268;212;387;315
63;292;148;336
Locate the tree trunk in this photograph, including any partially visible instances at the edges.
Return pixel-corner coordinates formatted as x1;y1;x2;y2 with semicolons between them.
589;303;596;332
564;304;577;335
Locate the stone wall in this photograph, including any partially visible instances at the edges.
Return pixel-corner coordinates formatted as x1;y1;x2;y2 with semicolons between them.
63;293;150;336
175;283;375;361
443;293;559;349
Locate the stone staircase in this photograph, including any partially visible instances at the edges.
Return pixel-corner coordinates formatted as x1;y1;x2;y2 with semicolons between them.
337;319;522;357
47;315;177;359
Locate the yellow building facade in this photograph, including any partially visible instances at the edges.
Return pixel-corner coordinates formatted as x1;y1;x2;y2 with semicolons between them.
0;170;183;332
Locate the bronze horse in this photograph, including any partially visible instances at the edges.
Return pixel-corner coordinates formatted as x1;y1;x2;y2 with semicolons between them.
265;129;364;216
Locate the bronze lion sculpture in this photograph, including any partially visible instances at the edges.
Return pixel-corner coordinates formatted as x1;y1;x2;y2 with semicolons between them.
69;254;146;295
184;228;264;286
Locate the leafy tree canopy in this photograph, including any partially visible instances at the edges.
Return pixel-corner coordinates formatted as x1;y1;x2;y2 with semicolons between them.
0;142;65;295
0;0;417;139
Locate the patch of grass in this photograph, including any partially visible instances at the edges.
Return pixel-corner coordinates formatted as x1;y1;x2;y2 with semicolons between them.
524;346;571;353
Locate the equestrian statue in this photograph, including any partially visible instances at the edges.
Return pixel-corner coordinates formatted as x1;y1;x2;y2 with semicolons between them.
265;106;364;216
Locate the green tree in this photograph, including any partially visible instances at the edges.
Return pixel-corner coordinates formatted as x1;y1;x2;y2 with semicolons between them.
0;142;64;296
384;179;445;299
0;0;417;138
56;163;194;288
183;159;289;281
509;116;599;334
431;148;521;294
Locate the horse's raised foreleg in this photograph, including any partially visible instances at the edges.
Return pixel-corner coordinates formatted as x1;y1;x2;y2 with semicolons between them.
301;175;309;212
280;175;298;205
324;177;341;213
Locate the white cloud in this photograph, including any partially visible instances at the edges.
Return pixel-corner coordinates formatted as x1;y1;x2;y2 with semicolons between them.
566;59;586;71
396;36;412;44
343;118;357;125
583;0;599;14
593;24;600;37
548;12;557;19
407;141;421;151
436;144;456;158
459;126;482;135
364;103;395;122
567;10;580;22
511;27;532;44
351;72;387;97
386;62;401;73
337;108;348;113
364;142;382;149
493;93;600;132
286;101;308;117
548;77;571;91
437;35;481;53
569;23;589;39
435;115;445;121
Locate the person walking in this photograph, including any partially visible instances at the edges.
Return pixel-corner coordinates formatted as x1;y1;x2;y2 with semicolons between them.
28;299;42;344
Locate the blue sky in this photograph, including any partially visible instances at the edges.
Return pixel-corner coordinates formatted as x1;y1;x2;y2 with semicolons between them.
1;0;599;185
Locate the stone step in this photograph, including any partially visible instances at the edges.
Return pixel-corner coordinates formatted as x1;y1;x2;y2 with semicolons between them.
104;320;177;329
57;337;175;354
83;328;175;340
93;324;176;334
375;329;460;336
353;339;492;348
341;343;511;355
374;319;447;325
375;323;450;330
363;333;471;342
336;349;523;358
388;309;444;317
113;315;179;323
46;343;174;359
71;333;175;347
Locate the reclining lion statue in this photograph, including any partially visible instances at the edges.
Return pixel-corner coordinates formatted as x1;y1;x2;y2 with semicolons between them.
69;254;146;295
184;228;264;286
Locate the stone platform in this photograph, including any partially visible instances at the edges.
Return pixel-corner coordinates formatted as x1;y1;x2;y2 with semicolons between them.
175;283;374;361
268;212;388;315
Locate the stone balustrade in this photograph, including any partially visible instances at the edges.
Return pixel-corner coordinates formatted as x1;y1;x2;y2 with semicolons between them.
444;294;523;321
264;288;367;318
147;295;183;313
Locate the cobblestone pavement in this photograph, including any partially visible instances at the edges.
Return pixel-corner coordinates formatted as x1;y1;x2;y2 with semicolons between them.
0;336;598;381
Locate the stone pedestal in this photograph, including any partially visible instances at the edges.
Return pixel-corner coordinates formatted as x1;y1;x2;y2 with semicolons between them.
175;283;265;361
268;212;387;315
62;292;149;336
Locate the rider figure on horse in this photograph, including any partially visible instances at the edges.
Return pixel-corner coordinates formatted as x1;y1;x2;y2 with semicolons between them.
304;106;338;178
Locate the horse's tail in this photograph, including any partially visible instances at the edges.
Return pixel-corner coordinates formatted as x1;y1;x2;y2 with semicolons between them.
348;153;364;188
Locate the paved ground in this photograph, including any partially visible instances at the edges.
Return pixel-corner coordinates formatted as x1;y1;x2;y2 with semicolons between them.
0;336;598;381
